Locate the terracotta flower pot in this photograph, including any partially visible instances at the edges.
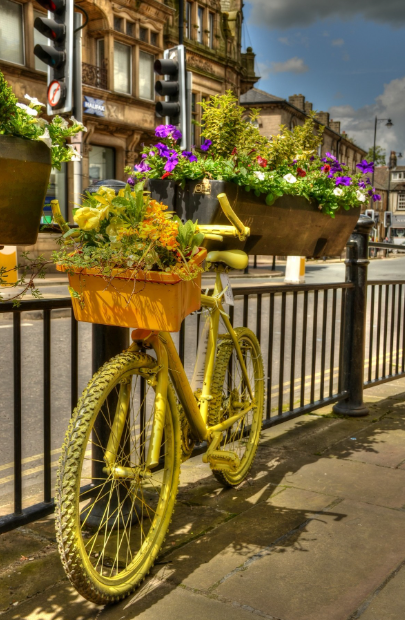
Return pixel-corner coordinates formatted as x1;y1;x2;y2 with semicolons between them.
148;178;361;257
0;135;51;246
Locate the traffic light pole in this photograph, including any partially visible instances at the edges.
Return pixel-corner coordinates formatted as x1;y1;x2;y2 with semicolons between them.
73;11;83;207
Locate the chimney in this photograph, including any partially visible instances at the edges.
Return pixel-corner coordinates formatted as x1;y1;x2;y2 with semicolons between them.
304;101;313;114
288;94;305;111
329;119;341;133
389;151;397;169
316;111;330;126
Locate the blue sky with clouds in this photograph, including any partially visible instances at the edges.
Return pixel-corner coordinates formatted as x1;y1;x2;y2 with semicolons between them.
243;0;405;156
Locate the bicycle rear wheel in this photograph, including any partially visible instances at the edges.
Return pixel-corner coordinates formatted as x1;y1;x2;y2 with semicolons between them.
209;327;264;487
55;349;181;604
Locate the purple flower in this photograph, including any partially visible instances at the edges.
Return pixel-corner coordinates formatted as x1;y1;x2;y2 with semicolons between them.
335;176;351;186
372;193;381;202
201;139;212;152
164;154;178;172
127;177;135;186
325;152;338;161
155;142;171;157
141;153;148;159
182;150;198;163
310;155;315;161
356;160;374;175
358;180;367;189
134;160;151;173
155;124;176;138
172;128;182;141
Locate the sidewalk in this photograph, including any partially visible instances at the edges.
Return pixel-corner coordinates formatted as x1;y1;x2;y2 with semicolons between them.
3;378;405;619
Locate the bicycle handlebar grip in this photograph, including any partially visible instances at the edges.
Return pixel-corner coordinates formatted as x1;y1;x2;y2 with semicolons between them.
217;193;249;240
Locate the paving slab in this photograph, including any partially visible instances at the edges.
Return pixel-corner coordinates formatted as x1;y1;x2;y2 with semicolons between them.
357;563;405;620
216;499;405;620
155;487;337;591
326;415;405;468
2;581;98;620
98;580;275;620
0;531;45;572
255;449;405;509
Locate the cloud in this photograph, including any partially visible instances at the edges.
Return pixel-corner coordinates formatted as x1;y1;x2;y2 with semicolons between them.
278;36;290;45
329;75;405;152
332;38;344;46
248;0;405;30
342;52;350;61
266;56;309;74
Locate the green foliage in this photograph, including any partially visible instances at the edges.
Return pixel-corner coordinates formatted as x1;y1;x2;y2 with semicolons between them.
174;218;204;254
0;69;85;169
197;91;269;157
366;145;386;166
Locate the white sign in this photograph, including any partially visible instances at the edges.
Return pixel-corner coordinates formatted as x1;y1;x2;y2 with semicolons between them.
220;273;234;306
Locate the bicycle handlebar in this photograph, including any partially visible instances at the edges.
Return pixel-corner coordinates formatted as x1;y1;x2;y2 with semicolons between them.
217;193;249;240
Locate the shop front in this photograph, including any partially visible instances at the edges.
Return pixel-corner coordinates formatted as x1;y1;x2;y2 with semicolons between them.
390;213;405;243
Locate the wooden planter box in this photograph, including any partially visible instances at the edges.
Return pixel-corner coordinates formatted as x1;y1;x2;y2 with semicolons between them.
56;249;207;332
0;135;51;246
147;179;360;258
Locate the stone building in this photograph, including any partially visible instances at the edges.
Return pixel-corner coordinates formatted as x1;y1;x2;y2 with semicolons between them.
385;152;405;242
0;0;257;221
240;88;366;170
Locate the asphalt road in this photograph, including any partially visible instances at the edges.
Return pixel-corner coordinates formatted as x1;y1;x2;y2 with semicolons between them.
1;256;404;512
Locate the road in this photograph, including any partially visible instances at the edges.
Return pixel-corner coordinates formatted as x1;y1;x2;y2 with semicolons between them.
1;257;404;513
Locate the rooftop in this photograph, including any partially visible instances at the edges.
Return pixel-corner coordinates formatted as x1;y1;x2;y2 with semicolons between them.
240;88;285;105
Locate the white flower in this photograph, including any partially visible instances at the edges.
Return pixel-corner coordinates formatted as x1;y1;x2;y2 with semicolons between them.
24;94;45;107
283;173;297;184
16;102;38;117
69;116;87;131
333;188;344;197
37;127;52;149
356;190;367;203
254;171;265;181
68;145;82;161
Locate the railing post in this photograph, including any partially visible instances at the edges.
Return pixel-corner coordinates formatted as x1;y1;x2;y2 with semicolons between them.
333;215;374;416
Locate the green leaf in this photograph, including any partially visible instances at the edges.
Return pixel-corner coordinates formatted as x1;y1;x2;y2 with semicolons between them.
265;193;275;206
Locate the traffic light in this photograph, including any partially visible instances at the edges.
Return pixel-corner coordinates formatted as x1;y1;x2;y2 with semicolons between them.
34;0;73;115
384;211;392;228
154;45;187;148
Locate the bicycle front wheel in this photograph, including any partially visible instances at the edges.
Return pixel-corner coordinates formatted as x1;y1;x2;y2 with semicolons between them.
55;349;181;604
209;327;264;487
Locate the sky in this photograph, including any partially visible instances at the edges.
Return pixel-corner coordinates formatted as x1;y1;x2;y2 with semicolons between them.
243;0;405;160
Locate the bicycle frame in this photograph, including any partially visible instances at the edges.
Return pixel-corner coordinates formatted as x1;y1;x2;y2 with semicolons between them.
122;266;254;471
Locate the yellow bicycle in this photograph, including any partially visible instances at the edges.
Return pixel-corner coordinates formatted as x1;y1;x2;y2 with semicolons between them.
55;194;264;604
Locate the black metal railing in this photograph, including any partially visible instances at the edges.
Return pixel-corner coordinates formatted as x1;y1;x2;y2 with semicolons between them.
82;60;108;90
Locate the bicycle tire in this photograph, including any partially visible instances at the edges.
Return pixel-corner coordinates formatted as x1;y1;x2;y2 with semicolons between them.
208;327;264;487
55;349;181;604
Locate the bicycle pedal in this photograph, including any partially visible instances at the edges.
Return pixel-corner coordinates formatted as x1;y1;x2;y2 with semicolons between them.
206;450;240;472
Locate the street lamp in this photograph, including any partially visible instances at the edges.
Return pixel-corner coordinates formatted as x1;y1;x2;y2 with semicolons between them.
372;117;393;186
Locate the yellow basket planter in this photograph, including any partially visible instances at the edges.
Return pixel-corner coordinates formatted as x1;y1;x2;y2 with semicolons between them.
57;248;207;332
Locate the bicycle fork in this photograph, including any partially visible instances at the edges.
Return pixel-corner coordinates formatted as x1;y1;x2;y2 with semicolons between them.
103;333;170;478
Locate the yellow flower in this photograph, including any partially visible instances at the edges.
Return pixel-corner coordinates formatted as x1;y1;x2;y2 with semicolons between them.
97;186;115;201
74;207;101;231
98;205;109;220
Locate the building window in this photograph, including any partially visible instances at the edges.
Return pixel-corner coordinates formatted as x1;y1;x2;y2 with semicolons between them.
150;31;158;47
398;194;405;210
34;10;48;71
126;21;134;37
114;42;131;94
393;172;404;180
208;12;214;48
186;2;192;39
0;0;24;65
96;38;104;67
191;92;197;146
114;16;123;32
139;51;154;101
139;27;148;42
89;145;115;185
197;6;204;43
